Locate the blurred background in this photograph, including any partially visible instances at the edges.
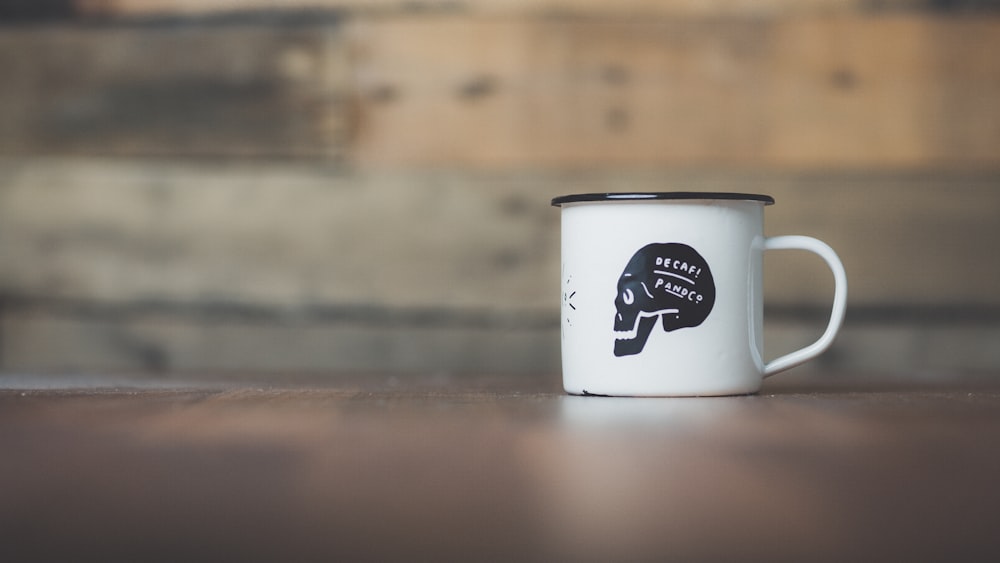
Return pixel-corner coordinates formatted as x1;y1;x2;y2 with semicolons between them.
1;0;998;382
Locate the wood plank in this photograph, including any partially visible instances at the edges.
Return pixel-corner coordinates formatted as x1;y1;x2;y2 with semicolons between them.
72;0;956;19
5;302;1000;375
0;305;560;374
0;25;348;158
347;16;1000;167
1;378;1000;561
0;158;561;311
2;159;998;311
4;16;999;165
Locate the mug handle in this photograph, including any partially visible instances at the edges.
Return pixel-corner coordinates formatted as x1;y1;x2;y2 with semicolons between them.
763;235;848;377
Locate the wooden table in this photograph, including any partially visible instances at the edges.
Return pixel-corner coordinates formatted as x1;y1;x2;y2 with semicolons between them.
2;373;999;562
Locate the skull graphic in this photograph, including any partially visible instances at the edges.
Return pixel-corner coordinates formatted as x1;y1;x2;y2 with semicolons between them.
613;243;715;357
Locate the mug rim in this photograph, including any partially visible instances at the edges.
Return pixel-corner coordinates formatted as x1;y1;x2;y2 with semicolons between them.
551;192;775;207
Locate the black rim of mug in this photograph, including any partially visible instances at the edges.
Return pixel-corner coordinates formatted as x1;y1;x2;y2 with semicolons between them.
551;192;775;207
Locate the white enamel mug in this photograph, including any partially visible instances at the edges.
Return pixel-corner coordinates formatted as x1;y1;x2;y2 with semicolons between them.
552;192;847;397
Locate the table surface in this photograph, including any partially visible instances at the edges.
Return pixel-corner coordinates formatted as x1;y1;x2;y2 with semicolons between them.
2;372;1000;562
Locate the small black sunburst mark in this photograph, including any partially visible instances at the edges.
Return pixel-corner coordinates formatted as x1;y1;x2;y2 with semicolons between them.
563;272;578;327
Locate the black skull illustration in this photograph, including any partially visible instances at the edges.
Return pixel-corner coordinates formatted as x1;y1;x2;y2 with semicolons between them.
613;243;715;357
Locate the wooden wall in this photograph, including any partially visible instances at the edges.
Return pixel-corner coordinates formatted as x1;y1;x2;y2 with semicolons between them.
1;0;999;378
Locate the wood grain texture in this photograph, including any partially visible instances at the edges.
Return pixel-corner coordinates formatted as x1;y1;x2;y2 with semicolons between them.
0;304;560;374
3;16;999;165
75;0;990;18
0;159;560;310
0;25;348;157
3;10;999;376
3;158;998;375
2;159;997;310
347;16;1000;167
5;303;1000;375
1;375;999;561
